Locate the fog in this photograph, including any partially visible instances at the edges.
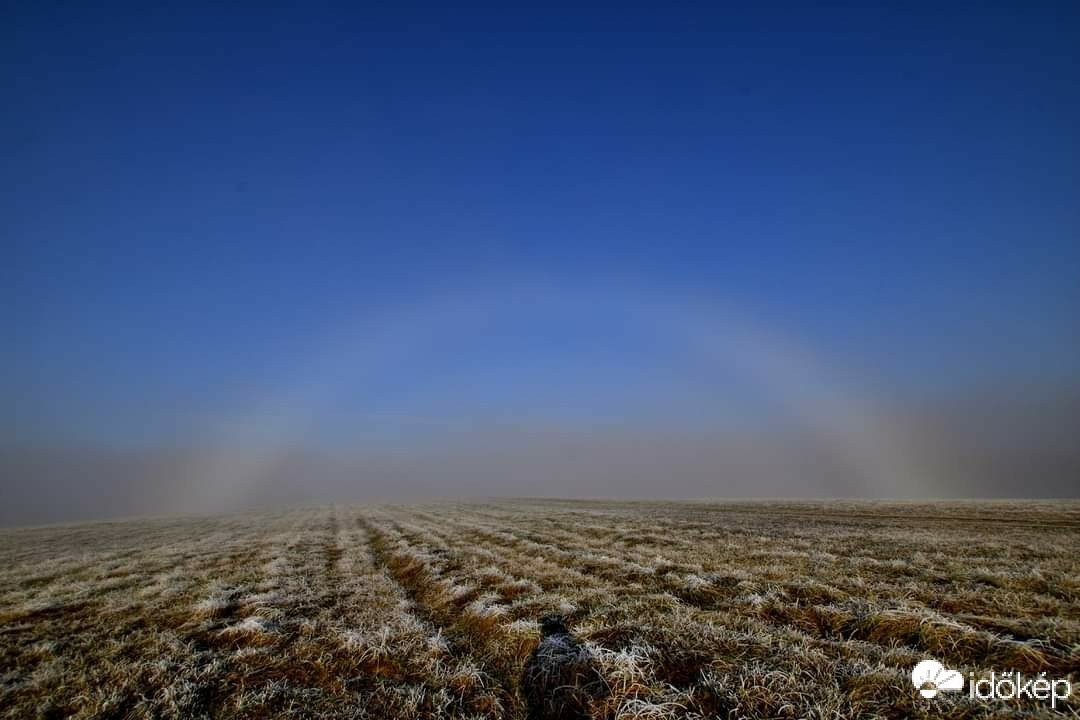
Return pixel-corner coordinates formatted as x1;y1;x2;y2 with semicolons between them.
4;401;1079;526
4;283;1077;526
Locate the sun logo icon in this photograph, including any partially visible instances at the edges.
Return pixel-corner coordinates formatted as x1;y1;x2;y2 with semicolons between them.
912;659;964;699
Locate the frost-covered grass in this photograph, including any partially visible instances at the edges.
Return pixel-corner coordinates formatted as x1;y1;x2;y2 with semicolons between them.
0;500;1077;718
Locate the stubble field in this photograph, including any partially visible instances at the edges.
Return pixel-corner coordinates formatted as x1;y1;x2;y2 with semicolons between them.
1;500;1077;719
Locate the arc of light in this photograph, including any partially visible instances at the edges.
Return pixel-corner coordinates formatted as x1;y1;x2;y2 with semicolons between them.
180;279;928;510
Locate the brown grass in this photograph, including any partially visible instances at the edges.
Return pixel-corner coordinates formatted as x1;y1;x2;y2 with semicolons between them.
1;500;1077;718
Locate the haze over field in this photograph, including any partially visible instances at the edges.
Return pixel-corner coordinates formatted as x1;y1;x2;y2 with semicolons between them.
5;1;1080;525
4;284;1080;525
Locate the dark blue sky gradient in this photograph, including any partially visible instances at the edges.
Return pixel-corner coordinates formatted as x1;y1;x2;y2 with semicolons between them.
5;1;1079;452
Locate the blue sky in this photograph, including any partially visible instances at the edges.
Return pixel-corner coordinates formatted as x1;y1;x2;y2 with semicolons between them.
4;1;1079;517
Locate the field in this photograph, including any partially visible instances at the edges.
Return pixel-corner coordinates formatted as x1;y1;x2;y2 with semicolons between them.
1;500;1077;719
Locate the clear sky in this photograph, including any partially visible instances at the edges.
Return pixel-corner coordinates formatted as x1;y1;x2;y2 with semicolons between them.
4;1;1079;522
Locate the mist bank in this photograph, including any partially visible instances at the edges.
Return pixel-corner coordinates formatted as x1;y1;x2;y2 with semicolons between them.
3;388;1078;526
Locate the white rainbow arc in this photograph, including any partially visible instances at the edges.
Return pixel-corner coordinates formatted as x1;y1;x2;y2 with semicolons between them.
178;278;930;511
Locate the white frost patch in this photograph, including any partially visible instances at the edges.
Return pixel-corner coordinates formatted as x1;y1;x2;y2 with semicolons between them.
682;574;711;591
239;591;281;606
465;599;507;619
506;618;540;634
556;599;577;615
192;596;230;617
221;616;273;635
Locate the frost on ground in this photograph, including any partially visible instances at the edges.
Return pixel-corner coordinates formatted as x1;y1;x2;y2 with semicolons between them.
0;500;1077;719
